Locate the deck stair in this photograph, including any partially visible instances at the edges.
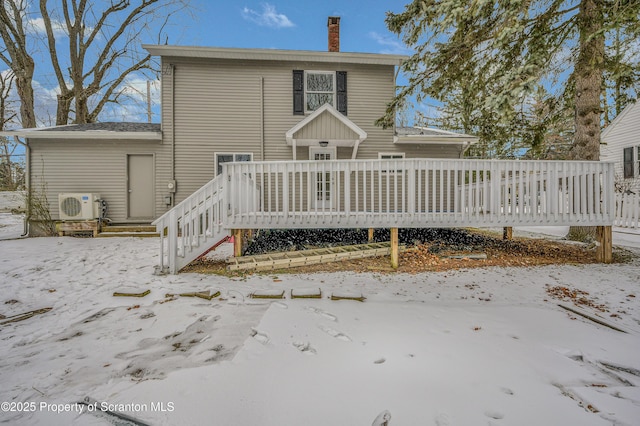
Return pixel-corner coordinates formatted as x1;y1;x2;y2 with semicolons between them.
226;241;405;272
98;224;159;238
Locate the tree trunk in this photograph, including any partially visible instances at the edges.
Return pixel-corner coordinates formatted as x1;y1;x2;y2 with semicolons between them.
570;0;605;161
15;65;36;129
56;93;72;126
567;0;605;241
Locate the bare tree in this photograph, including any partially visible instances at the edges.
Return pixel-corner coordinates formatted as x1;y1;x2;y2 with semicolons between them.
0;70;23;190
1;0;189;127
40;0;188;124
0;0;36;128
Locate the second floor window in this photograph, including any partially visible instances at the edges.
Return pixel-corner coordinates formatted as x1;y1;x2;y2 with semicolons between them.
305;71;335;112
293;70;347;115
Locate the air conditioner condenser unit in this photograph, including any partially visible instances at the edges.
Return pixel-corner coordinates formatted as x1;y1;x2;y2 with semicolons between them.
58;193;101;220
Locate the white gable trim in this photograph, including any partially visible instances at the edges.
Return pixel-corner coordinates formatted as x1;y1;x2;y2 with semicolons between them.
286;103;367;160
286;103;367;141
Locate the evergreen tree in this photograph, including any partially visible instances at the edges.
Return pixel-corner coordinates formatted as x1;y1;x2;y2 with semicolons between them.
378;0;640;162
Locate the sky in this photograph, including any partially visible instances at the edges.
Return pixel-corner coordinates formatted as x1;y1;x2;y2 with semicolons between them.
1;1;416;162
3;0;414;127
174;1;411;55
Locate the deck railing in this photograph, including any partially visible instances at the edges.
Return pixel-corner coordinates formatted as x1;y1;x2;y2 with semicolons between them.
152;174;229;274
223;159;615;229
614;192;640;229
154;159;615;273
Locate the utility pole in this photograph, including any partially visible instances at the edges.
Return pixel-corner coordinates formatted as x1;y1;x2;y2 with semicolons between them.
147;80;152;123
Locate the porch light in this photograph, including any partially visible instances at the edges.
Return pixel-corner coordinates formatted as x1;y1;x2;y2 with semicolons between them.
319;141;329;147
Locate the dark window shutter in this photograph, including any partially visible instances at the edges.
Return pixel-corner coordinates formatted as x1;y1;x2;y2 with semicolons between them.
336;71;347;115
293;70;304;115
623;147;634;178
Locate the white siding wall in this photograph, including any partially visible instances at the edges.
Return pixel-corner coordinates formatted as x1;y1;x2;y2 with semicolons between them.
601;102;640;192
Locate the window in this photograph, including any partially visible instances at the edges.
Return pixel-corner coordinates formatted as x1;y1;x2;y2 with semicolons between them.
379;153;405;174
306;71;335;112
293;70;347;115
623;147;634;179
215;153;252;176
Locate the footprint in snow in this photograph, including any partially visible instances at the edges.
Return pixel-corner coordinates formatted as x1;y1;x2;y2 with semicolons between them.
251;329;269;344
306;306;337;321
292;341;316;355
434;413;451;426
500;387;514;396
319;325;351;341
485;411;504;420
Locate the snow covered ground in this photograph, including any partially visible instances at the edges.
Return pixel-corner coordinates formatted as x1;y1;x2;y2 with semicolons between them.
1;211;639;425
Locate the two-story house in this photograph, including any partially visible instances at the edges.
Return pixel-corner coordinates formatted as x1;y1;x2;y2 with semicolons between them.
3;17;477;234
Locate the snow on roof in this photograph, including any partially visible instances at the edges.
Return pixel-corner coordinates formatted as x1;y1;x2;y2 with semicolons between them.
394;126;478;144
0;122;162;140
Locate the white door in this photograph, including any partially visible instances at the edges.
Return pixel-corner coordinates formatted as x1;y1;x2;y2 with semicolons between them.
309;147;336;209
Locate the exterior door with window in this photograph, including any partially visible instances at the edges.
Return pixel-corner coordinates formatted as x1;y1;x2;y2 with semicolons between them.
309;147;336;209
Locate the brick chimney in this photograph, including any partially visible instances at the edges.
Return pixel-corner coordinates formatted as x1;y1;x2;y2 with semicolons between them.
328;16;340;52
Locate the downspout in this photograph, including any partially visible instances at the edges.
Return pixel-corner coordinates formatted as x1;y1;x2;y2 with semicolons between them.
170;63;176;206
260;76;265;161
21;138;30;236
13;137;31;237
393;62;402;135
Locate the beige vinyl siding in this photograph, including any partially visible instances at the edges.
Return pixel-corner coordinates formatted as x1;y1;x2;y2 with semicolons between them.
164;58;262;203
292;110;359;140
29;139;166;222
160;55;470;210
162;57;400;168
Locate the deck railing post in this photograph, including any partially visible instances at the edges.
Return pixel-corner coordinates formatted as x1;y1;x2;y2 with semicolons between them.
343;163;351;216
168;210;178;274
233;229;243;257
390;227;399;269
596;225;612;263
408;165;416;217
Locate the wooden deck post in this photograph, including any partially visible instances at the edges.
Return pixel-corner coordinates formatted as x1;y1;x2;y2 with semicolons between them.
390;228;399;269
233;229;243;257
596;226;612;263
503;227;513;240
368;228;375;243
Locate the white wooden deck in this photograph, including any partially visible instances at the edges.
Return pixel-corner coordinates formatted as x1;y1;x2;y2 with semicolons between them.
153;159;616;274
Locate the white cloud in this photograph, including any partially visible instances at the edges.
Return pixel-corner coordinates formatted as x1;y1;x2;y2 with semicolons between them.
369;31;412;55
27;17;67;38
241;3;294;28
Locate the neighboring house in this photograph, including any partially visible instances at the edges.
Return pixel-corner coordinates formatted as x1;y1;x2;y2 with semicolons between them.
0;17;478;232
600;100;640;193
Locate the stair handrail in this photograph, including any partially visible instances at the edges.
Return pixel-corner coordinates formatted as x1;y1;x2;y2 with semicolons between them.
152;174;224;228
153;174;226;274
